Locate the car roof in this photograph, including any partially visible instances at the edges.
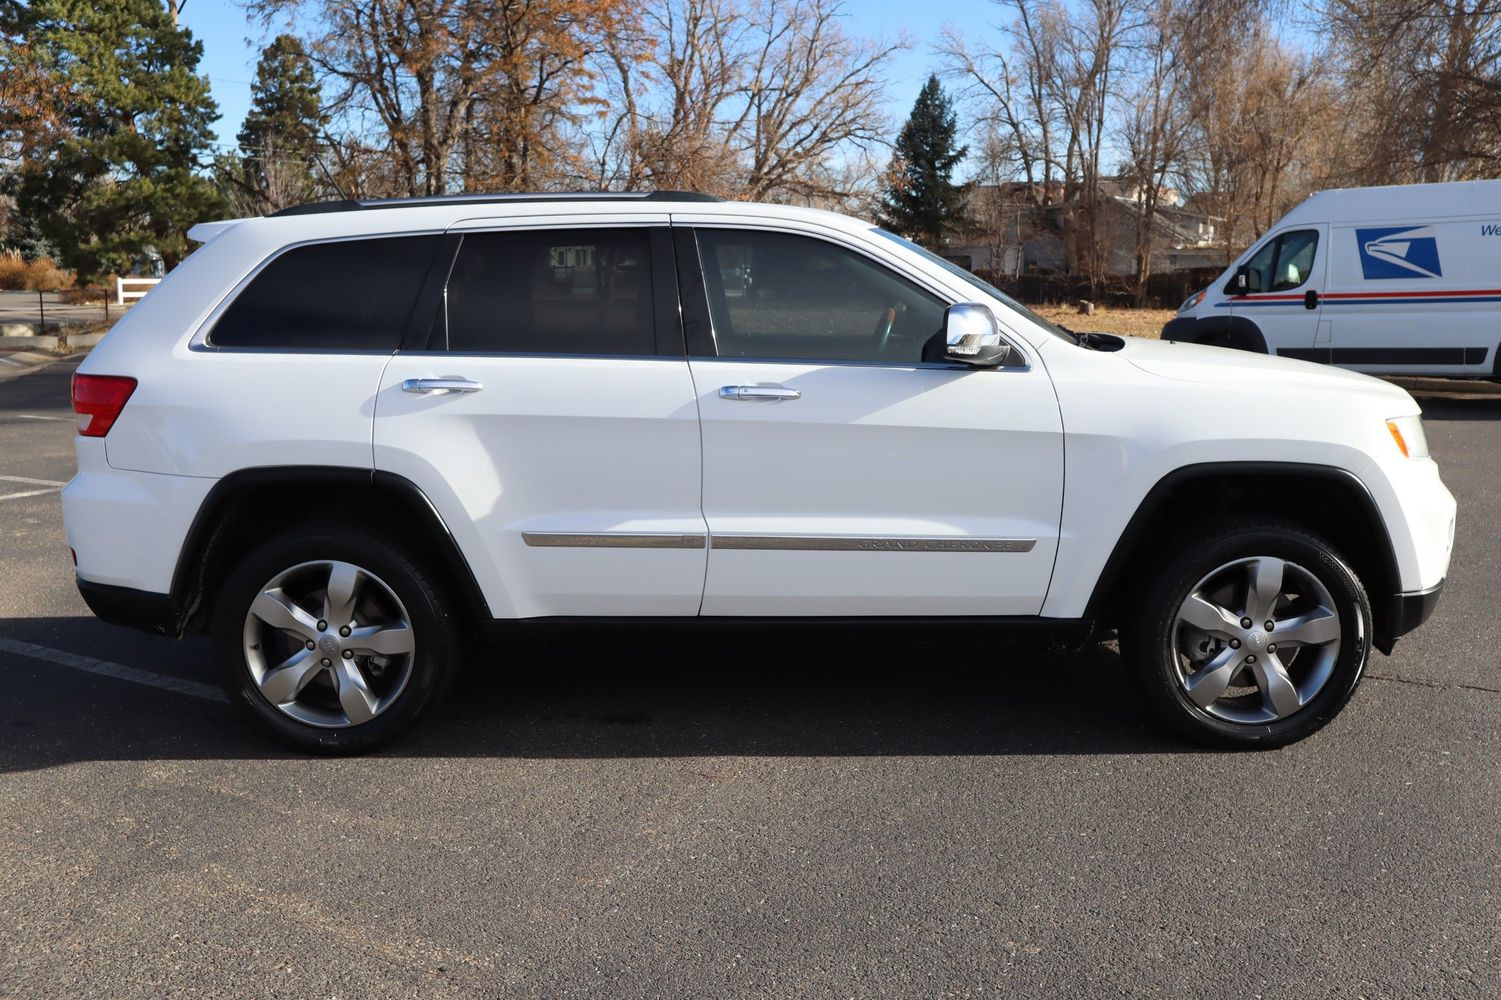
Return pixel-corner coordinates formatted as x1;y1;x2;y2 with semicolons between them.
189;192;872;247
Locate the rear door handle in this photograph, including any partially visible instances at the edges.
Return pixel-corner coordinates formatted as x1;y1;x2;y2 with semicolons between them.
401;377;484;395
719;385;800;401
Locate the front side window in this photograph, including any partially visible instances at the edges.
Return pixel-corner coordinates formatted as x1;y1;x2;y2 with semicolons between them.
1238;229;1319;293
1270;230;1318;291
444;228;654;355
210;235;440;350
695;229;946;363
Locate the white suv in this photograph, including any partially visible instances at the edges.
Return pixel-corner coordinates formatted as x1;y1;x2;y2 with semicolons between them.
62;192;1456;753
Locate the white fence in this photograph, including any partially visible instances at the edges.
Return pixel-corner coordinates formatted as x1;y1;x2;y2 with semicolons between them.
115;276;161;305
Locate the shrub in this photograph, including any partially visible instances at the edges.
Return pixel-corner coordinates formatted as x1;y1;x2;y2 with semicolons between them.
0;251;25;290
23;257;75;293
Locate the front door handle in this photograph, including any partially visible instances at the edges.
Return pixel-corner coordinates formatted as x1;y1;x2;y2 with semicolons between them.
401;377;484;395
1304;289;1319;310
719;385;800;401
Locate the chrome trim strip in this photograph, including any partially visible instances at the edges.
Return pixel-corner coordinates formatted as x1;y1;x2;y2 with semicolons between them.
711;535;1037;553
521;532;707;549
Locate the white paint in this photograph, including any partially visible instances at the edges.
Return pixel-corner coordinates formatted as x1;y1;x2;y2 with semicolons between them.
0;474;68;487
0;634;226;703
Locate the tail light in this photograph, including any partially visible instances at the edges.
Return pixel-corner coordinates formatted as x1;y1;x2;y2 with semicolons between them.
71;374;137;437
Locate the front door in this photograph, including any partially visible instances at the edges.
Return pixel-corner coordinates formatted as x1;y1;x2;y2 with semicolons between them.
1230;226;1327;359
680;225;1065;617
374;220;708;618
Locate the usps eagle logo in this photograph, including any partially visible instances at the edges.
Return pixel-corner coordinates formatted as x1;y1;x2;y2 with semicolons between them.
1356;226;1443;280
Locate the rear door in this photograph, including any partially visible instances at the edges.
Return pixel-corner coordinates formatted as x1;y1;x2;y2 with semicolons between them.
676;222;1065;617
374;217;708;618
1228;226;1327;358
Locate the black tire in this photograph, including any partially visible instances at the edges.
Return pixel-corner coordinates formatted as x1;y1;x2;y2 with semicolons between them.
212;520;460;754
1119;521;1372;750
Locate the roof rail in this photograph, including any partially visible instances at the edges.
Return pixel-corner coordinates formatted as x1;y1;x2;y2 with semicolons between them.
268;190;722;218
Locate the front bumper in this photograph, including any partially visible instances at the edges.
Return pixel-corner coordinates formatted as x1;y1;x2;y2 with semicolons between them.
1376;579;1445;654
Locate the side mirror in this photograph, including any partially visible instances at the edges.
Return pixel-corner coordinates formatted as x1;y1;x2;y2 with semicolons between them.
1232;264;1261;294
942;303;1014;368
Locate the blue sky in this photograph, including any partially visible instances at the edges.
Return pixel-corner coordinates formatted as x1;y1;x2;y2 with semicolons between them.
180;0;1003;155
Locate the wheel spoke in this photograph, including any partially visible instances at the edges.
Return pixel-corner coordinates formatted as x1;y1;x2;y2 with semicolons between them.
334;659;378;724
1251;652;1302;718
1184;647;1242;708
258;648;327;705
1179;594;1242;638
1274;608;1340;648
323;561;363;627
250;589;321;642
1245;557;1286;623
346;622;414;657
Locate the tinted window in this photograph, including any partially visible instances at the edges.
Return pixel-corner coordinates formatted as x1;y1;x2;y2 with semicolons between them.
696;229;946;363
445;228;654;355
211;235;439;350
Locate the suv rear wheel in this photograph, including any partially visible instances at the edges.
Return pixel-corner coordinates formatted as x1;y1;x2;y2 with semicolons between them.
1120;523;1372;749
213;522;458;753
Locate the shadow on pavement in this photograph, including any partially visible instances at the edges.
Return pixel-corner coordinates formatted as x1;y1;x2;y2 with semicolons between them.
1405;393;1501;421
0;619;1190;771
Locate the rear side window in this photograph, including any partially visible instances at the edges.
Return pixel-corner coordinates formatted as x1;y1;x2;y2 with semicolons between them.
210;235;439;350
444;228;654;355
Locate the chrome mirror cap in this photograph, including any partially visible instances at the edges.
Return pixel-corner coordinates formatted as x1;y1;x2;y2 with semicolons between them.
943;302;1013;368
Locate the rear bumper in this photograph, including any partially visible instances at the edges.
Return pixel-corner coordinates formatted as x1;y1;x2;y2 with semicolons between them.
1376;579;1445;654
77;577;181;637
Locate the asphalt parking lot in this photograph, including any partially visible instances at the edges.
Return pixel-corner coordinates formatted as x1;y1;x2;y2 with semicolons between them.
1;359;1497;999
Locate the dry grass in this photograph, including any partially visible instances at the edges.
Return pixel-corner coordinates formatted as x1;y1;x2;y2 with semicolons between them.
1031;305;1174;339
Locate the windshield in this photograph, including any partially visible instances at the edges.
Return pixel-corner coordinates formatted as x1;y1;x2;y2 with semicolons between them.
871;229;1078;344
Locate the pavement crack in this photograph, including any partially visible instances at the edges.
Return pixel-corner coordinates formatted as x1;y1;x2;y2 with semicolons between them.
1367;671;1501;695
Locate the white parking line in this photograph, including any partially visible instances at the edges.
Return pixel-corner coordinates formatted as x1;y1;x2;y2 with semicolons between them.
0;487;60;502
0;475;67;502
0;635;228;703
12;414;71;421
0;474;67;487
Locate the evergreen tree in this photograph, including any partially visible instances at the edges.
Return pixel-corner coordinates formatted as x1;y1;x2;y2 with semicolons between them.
878;75;969;249
18;0;226;279
236;34;327;212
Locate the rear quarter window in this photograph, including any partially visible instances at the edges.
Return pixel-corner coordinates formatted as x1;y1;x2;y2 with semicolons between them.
209;235;440;351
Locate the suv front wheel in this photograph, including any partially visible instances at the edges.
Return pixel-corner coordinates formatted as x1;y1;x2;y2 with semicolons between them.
1121;523;1373;749
213;522;458;753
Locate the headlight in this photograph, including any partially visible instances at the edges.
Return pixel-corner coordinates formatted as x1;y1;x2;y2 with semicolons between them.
1178;289;1206;313
1386;415;1430;459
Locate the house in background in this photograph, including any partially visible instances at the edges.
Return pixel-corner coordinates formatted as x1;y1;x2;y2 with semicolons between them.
942;180;1228;280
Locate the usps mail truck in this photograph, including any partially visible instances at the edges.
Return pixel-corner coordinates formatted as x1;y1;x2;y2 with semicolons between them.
1164;180;1501;376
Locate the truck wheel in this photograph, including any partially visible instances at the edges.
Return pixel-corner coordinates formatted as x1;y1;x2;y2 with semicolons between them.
212;521;459;754
1119;522;1372;749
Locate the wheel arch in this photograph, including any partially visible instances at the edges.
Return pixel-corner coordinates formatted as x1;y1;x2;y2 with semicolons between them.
171;466;492;635
1165;315;1268;353
1083;462;1402;651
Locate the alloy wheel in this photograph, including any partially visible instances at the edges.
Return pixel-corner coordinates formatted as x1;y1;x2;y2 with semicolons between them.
1171;556;1343;725
241;560;416;728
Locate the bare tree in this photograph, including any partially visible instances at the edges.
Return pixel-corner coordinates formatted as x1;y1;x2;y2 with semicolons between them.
1119;0;1189;298
940;0;1133;285
1323;0;1501;182
587;0;904;204
249;0;628;196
